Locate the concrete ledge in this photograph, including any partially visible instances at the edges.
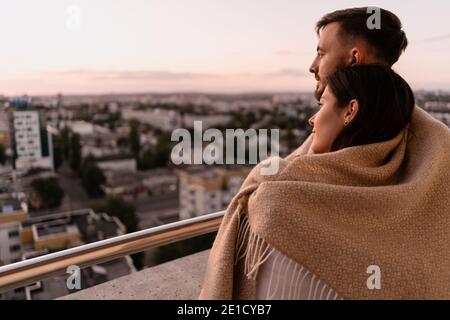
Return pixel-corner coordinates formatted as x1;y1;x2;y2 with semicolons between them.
59;249;210;300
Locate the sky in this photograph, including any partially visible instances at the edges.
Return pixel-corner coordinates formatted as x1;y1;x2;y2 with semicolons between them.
1;0;449;95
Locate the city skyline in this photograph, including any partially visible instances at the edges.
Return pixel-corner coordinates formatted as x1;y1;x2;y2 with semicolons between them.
1;0;450;95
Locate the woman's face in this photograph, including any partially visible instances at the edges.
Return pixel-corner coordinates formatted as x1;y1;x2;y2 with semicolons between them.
308;86;353;154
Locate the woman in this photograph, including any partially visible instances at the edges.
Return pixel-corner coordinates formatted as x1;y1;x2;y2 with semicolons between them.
199;64;450;300
308;64;414;155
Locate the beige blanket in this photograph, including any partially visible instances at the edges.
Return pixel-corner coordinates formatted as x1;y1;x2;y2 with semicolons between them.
198;106;450;300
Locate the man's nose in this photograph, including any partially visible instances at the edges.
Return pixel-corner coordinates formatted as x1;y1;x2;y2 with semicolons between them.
309;57;318;74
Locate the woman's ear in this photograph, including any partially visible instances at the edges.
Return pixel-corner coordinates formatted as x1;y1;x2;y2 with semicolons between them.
345;99;359;124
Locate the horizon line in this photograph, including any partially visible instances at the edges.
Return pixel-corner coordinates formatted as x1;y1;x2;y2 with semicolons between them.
3;88;450;99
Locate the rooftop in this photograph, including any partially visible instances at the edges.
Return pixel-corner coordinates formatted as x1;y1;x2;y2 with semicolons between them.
26;254;134;300
0;210;223;300
60;250;209;300
0;198;22;214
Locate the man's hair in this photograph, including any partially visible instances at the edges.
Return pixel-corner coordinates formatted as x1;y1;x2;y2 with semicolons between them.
316;7;408;66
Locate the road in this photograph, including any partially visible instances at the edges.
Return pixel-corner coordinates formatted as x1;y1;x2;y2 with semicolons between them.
134;191;179;229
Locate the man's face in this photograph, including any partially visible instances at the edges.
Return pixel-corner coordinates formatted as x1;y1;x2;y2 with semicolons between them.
309;22;351;100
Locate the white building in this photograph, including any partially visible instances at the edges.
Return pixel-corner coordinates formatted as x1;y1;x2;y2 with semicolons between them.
12;110;53;171
0;192;29;266
122;108;182;131
182;114;232;129
97;158;137;172
63;121;94;136
0;222;22;266
178;166;250;220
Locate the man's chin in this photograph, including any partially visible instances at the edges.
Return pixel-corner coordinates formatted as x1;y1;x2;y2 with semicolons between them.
314;85;324;101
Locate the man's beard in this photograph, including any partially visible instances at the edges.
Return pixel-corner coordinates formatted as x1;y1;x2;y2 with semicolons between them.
314;80;326;101
314;60;348;101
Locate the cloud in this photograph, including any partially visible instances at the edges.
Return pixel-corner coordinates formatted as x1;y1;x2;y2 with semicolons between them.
421;34;450;42
274;50;311;57
263;68;308;78
44;68;308;80
45;69;218;81
274;50;297;56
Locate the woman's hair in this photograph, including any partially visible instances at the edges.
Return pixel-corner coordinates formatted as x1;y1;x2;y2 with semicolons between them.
326;64;415;152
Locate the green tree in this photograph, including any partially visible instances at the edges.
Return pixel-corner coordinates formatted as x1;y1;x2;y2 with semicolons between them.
0;144;6;165
138;133;171;171
80;159;106;197
139;148;155;170
116;136;129;148
153;132;171;167
94;196;143;269
52;134;63;170
60;127;70;160
31;177;65;209
69;133;82;172
95;196;138;232
129;120;140;167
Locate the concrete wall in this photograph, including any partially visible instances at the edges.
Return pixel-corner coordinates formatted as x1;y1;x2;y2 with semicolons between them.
59;249;210;300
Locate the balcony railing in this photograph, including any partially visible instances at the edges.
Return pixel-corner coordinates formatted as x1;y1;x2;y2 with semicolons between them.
0;210;224;294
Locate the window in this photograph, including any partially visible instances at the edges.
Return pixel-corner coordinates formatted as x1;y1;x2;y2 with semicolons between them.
8;230;19;238
9;244;21;252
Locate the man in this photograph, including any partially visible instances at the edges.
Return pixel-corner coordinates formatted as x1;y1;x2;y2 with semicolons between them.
309;7;408;101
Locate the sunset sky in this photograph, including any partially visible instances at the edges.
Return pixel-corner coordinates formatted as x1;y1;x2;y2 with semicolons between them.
1;0;449;95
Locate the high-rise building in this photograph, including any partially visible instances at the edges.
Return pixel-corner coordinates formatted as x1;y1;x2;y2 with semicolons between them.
11;109;53;171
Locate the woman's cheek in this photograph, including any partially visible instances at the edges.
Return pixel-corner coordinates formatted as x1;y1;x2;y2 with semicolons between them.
314;125;336;153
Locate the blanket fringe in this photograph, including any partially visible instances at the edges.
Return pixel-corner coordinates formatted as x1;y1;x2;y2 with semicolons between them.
234;203;343;300
234;204;275;281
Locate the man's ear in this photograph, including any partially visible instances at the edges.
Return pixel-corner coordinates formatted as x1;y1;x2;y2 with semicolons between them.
349;48;363;66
